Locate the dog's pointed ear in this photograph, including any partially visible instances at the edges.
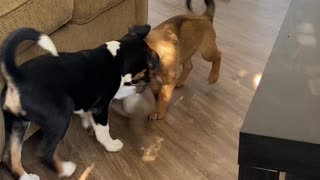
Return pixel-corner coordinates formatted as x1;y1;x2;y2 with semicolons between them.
129;24;151;39
147;49;161;71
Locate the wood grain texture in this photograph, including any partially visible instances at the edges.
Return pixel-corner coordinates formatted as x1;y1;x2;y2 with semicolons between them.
0;0;291;179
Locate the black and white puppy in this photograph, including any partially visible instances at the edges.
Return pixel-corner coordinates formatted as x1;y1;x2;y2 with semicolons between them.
0;25;160;180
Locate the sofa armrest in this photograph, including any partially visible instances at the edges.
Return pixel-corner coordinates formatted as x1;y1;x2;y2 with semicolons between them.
134;0;148;24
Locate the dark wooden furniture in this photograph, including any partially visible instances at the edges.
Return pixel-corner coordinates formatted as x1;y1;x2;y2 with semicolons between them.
238;0;320;179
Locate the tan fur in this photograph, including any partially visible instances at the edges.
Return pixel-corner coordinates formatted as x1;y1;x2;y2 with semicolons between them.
146;14;222;120
149;71;162;95
133;69;147;80
1;63;25;116
10;132;25;176
79;164;95;180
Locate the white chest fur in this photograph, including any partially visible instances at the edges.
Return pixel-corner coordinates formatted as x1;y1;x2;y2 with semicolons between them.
105;41;120;57
114;74;136;100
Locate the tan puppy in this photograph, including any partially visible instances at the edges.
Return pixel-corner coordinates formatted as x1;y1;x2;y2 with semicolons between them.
146;0;222;120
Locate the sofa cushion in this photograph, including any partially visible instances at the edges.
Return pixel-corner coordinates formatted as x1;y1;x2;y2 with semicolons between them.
0;0;74;44
72;0;124;24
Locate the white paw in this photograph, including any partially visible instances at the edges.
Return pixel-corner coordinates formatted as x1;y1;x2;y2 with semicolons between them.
106;139;124;152
58;161;77;178
81;118;91;129
19;173;40;180
74;109;91;129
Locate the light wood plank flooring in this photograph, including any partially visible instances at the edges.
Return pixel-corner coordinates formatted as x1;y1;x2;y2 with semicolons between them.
0;0;291;179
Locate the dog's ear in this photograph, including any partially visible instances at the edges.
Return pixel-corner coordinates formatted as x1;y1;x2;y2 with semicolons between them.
129;24;151;39
147;49;161;71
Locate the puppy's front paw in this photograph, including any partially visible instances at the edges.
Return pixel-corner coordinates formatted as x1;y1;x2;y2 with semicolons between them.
58;161;77;178
106;139;124;152
19;173;40;180
148;112;166;120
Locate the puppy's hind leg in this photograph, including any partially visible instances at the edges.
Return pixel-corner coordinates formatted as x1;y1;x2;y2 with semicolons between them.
1;112;39;180
39;132;77;178
200;29;222;84
38;118;76;178
38;102;76;178
176;59;193;88
74;110;91;130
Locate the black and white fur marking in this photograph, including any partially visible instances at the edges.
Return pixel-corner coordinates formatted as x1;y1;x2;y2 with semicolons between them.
0;26;160;179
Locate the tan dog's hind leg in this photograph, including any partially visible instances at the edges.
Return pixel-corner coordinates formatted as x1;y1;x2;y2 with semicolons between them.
176;59;193;88
7;132;26;178
200;30;222;84
208;50;222;84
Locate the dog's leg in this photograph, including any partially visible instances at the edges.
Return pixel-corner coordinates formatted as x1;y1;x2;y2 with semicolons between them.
149;74;176;120
149;72;162;95
149;46;178;120
176;59;193;88
39;137;76;178
74;110;91;129
89;102;123;152
80;113;91;130
2;112;38;180
38;117;76;178
36;98;76;178
207;50;221;84
200;29;222;84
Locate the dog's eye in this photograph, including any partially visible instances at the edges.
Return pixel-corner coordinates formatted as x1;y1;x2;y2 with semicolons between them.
141;75;150;83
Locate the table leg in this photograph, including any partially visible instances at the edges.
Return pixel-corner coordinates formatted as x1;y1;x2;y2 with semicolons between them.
239;166;280;180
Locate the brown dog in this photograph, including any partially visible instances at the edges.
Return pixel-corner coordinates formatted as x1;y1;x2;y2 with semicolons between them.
146;0;222;120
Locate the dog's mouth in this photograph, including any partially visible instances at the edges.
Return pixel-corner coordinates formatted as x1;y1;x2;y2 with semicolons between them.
124;80;148;94
114;80;148;100
124;80;139;86
124;74;150;86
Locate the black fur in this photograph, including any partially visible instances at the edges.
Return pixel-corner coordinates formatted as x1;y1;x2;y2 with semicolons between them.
0;28;42;82
128;25;151;39
0;26;160;178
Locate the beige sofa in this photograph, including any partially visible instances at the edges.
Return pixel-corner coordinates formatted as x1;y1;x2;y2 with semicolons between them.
0;0;148;158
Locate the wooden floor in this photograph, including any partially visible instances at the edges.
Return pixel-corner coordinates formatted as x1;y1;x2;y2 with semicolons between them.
0;0;291;179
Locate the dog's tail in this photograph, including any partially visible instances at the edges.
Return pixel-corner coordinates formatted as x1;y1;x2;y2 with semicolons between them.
0;28;58;82
186;0;216;22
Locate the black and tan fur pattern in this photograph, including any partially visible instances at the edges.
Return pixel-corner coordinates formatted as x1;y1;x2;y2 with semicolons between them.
0;26;160;180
